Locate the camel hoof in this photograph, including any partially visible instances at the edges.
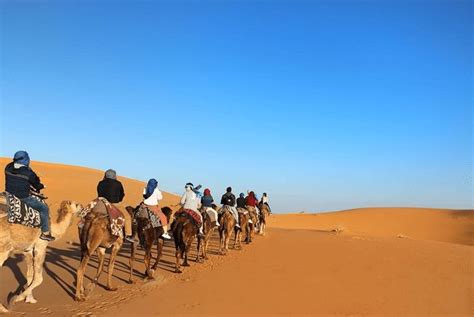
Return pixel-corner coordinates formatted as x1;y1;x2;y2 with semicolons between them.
128;279;135;284
7;295;19;309
182;262;190;267
25;294;37;304
74;295;86;302
106;286;118;292
175;268;182;274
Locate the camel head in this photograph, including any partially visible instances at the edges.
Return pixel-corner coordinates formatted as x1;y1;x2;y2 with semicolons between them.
55;200;83;224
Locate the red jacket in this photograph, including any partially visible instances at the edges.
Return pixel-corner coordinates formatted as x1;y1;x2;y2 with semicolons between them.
245;194;258;207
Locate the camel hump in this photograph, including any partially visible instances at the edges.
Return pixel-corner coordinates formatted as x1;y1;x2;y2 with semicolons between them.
0;192;8;217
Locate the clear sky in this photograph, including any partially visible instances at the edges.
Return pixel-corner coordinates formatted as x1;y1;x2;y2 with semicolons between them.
0;0;472;213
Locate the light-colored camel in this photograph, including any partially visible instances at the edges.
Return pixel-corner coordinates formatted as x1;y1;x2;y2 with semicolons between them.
218;205;236;255
234;209;249;250
75;209;124;301
258;202;270;236
0;197;82;313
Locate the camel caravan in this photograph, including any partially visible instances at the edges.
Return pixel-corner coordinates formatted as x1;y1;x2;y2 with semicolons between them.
0;151;272;312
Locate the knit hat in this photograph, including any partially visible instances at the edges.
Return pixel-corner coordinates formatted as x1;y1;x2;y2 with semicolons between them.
104;169;117;180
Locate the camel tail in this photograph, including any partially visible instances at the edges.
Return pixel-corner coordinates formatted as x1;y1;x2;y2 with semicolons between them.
173;222;186;255
79;218;93;257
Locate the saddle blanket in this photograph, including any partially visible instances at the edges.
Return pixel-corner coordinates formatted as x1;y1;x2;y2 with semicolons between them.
137;203;162;229
176;208;202;227
79;197;125;237
2;192;41;228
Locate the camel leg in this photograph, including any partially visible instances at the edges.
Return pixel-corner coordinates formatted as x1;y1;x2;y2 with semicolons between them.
144;245;152;279
128;241;136;284
203;234;210;260
21;250;38;304
151;239;163;272
182;235;193;266
175;249;182;273
105;242;121;291
75;252;92;302
196;236;202;263
11;248;46;306
92;247;106;284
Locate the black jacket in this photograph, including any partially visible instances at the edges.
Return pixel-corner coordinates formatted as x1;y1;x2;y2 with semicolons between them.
5;162;44;199
221;192;236;206
236;197;246;208
97;178;125;204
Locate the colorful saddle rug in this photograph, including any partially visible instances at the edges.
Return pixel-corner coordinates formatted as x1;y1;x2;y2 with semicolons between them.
175;208;202;227
137;203;162;229
0;192;41;228
79;197;125;237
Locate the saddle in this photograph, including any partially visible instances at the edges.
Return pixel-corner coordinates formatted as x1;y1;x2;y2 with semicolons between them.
175;208;202;228
237;207;248;214
79;198;125;237
0;192;42;228
136;203;162;229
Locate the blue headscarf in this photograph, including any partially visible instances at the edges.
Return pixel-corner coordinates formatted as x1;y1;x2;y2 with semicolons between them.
13;151;30;166
144;178;158;199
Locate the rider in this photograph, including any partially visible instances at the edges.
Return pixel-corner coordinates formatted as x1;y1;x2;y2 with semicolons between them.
5;151;55;241
180;182;204;235
143;178;171;239
201;188;220;226
260;192;272;214
220;187;240;228
97;169;135;243
236;193;246;209
245;191;259;207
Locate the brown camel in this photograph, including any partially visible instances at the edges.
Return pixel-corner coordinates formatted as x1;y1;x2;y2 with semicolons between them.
0;196;82;313
75;206;125;302
258;202;270;236
218;205;236;255
126;205;172;282
197;206;218;262
171;210;199;273
234;209;250;249
246;205;259;243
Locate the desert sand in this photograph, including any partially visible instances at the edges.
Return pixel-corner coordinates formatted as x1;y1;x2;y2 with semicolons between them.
0;158;472;316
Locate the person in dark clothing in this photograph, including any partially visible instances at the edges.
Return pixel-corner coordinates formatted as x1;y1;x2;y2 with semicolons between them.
97;169;134;243
4;151;55;241
220;187;239;228
236;193;246;209
97;169;125;203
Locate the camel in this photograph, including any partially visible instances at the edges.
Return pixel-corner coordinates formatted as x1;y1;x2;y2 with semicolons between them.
75;205;125;302
196;206;218;262
218;205;236;255
258;202;270;236
126;205;172;283
234;209;249;249
0;196;82;313
172;210;199;273
246;206;259;243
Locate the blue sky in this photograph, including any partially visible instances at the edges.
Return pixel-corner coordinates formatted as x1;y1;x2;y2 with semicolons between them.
0;0;472;212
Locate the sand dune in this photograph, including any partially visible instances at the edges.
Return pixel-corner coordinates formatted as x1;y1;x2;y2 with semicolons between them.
0;159;472;316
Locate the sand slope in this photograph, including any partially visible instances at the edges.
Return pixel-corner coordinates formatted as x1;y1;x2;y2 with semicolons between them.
0;159;472;316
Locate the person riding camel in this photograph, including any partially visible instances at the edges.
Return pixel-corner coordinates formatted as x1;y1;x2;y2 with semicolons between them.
4;151;55;241
143;178;171;239
220;187;240;228
180;182;204;235
236;192;246;209
260;192;272;214
201;188;220;226
97;169;135;243
246;191;258;206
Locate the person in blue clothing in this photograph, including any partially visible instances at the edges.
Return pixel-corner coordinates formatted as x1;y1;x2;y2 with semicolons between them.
201;188;220;226
4;151;55;241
